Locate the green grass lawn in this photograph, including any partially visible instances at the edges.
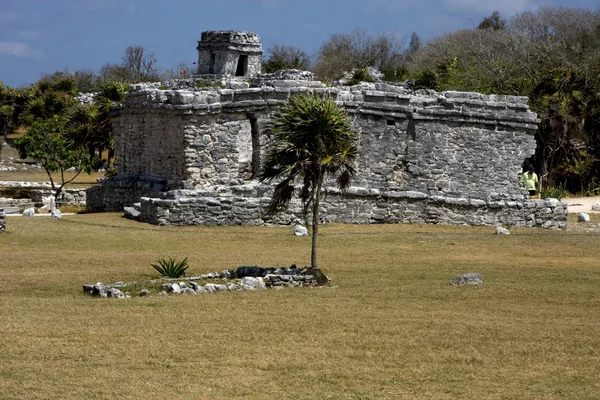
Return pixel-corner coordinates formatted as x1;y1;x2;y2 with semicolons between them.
1;213;599;399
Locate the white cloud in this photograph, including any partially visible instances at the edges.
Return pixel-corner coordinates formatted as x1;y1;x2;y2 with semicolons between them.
1;11;20;22
17;30;40;40
0;42;43;58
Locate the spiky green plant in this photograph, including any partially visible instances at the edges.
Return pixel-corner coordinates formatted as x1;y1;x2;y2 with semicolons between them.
151;257;189;278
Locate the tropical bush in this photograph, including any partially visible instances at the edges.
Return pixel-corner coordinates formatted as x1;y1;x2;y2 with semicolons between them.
540;182;569;200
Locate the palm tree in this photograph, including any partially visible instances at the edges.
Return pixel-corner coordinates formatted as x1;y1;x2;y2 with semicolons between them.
0;84;18;145
259;93;358;275
94;81;128;166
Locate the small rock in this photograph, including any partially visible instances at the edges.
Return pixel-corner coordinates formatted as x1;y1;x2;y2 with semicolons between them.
495;226;510;235
171;283;181;293
240;276;266;290
578;212;590;223
293;222;309;236
189;282;199;291
38;205;51;214
181;288;197;295
139;289;151;297
22;208;35;217
450;273;485;286
51;209;62;219
179;282;188;289
221;270;234;279
203;283;217;292
107;288;124;298
92;283;105;296
592;202;600;211
83;284;94;294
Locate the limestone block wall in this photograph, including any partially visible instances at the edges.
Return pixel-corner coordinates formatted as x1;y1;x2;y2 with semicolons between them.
30;189;87;207
88;79;566;228
112;107;187;186
196;31;262;77
86;176;166;212
352;117;534;198
136;185;566;229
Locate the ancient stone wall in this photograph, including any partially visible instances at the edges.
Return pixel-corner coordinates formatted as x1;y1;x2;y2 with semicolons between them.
196;31;262;78
135;185;566;229
88;79;567;229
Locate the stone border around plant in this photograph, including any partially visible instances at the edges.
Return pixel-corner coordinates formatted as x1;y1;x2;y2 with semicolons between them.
83;265;328;298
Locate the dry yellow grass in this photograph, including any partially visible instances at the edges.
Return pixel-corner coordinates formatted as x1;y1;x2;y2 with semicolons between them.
1;214;599;399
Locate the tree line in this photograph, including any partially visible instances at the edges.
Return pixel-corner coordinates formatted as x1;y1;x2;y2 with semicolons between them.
1;6;599;196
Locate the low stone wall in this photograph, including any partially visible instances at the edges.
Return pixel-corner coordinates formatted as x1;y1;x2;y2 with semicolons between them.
0;181;88;208
0;198;32;208
131;184;567;229
0;208;5;232
86;176;168;212
30;189;87;207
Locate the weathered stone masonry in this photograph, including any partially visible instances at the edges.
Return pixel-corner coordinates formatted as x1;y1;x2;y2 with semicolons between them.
87;78;567;229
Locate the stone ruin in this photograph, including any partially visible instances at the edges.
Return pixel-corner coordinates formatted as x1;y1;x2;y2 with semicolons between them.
196;31;262;78
86;30;567;229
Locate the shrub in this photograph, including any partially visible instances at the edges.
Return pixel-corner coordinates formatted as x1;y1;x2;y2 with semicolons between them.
194;80;224;89
347;68;374;86
540;182;569;200
151;257;189;278
104;167;117;178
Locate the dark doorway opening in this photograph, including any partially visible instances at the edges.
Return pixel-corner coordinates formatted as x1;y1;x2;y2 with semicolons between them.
236;55;248;76
209;53;216;74
249;115;261;178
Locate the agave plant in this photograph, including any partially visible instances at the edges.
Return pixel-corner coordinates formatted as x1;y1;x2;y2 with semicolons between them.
151;257;189;278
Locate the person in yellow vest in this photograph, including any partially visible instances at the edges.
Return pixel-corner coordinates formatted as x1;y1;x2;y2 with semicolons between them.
522;166;539;198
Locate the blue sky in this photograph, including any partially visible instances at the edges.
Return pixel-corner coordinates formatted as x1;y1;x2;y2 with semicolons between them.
1;0;598;87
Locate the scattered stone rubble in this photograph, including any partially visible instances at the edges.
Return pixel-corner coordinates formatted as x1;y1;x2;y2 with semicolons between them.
84;265;327;298
449;273;485;286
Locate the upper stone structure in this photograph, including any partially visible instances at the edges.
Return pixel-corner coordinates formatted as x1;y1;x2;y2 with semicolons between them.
196;31;262;78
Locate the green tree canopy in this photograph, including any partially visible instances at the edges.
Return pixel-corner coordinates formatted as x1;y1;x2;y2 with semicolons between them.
262;44;312;73
14;118;94;198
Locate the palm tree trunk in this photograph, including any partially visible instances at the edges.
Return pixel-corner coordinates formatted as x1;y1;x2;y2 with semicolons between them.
311;171;324;269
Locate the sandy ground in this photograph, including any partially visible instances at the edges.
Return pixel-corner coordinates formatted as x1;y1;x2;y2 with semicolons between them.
563;195;600;214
